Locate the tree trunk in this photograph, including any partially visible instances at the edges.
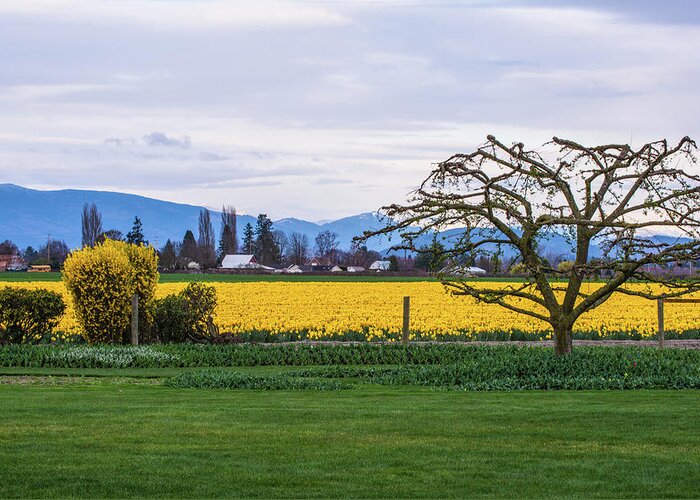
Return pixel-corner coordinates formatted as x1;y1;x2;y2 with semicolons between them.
553;324;573;356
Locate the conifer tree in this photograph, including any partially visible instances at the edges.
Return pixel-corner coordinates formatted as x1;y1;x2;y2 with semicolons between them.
242;223;255;255
254;214;280;266
126;217;147;245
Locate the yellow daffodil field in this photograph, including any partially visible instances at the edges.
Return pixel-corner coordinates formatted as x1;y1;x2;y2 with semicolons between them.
5;280;700;341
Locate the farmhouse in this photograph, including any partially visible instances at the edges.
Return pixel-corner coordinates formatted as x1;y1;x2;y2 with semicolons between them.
440;264;487;277
369;260;391;271
0;255;26;272
221;254;265;269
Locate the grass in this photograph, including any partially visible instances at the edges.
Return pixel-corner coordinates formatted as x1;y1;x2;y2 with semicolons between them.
0;379;698;498
0;365;316;378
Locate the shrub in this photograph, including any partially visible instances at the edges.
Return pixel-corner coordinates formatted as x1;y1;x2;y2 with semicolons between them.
153;282;218;343
62;240;159;343
0;287;66;344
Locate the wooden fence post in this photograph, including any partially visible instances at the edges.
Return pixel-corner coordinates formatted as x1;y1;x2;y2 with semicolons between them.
402;296;410;345
657;298;664;349
131;294;139;345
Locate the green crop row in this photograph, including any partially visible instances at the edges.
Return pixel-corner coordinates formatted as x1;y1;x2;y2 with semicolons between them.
164;370;348;390
0;343;697;373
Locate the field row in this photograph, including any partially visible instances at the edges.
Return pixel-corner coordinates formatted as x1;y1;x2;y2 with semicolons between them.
4;281;700;341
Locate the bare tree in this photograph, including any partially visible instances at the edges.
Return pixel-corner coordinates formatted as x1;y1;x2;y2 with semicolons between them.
315;230;339;264
81;203;103;247
198;209;216;269
360;135;700;355
0;240;19;255
288;232;310;265
219;205;238;258
347;242;381;268
273;230;289;263
97;229;123;243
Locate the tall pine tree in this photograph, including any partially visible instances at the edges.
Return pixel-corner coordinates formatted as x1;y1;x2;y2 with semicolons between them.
126;217;146;245
180;230;198;262
254;214;280;266
242;223;255;255
159;239;177;270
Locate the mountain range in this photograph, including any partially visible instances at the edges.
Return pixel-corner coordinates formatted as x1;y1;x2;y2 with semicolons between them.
0;184;393;252
1;184;689;260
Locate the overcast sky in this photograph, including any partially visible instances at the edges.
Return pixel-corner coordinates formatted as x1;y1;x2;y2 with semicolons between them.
1;0;699;221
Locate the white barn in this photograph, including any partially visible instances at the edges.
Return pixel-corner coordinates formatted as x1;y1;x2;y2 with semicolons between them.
221;254;261;269
439;265;487;277
369;260;391;271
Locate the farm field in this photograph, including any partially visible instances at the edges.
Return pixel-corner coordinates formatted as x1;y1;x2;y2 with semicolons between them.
0;379;698;498
0;271;436;283
3;279;700;341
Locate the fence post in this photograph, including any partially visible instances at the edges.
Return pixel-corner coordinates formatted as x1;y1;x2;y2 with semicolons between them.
657;298;664;349
131;294;139;345
402;296;410;345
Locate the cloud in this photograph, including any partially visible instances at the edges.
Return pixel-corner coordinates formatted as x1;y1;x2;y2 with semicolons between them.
0;1;349;30
142;132;191;149
198;152;229;162
103;137;135;147
1;1;700;221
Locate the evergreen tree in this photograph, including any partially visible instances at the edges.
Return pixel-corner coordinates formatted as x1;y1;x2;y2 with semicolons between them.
254;214;280;266
22;246;39;264
388;255;400;272
242;223;255;255
180;230;198;262
159;239;178;270
126;217;147;245
414;241;447;272
217;226;230;261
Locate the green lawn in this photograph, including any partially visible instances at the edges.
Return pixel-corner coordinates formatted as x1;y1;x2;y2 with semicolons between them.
0;378;698;498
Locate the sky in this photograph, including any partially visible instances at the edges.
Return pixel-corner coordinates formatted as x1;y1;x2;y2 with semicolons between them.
1;0;699;221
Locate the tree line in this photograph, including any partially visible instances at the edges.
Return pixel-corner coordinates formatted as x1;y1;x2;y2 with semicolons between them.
77;203;389;271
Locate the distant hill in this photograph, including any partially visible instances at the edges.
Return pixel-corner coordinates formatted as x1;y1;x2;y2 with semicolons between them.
1;184;689;259
0;184;388;251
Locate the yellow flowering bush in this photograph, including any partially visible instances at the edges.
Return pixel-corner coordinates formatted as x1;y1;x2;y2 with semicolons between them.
62;240;159;343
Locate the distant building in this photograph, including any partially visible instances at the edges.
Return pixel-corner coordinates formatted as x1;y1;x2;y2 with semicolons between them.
0;255;26;272
369;260;391;271
439;265;487;277
221;254;259;269
330;265;344;272
346;266;365;273
307;256;332;267
221;254;275;271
